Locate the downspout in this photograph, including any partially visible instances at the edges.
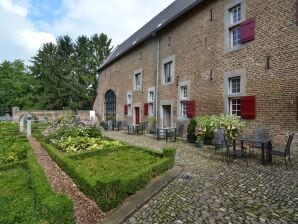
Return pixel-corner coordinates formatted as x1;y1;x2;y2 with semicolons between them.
154;33;160;129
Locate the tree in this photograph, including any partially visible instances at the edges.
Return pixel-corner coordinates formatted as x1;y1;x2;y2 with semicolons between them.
30;33;112;110
0;60;36;115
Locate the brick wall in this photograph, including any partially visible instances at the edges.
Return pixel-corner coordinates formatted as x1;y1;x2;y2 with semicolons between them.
94;0;298;157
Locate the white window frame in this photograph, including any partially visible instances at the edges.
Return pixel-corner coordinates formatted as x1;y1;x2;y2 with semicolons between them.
224;0;246;52
148;87;155;116
127;92;132;116
133;69;142;91
161;55;175;85
177;80;190;120
224;70;246;116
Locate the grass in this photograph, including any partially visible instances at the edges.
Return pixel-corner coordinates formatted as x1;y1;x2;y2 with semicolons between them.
32;124;176;211
0;122;74;224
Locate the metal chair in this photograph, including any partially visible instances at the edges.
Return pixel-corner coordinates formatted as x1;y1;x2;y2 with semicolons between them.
252;128;270;152
213;129;225;155
271;132;295;170
223;132;248;166
175;123;184;139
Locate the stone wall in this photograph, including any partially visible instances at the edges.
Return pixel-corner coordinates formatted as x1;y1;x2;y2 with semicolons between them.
94;0;298;157
12;109;95;123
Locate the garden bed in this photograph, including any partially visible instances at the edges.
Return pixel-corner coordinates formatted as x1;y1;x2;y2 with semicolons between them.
0;123;74;224
33;121;176;211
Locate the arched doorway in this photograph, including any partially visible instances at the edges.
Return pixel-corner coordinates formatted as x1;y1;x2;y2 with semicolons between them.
105;90;116;121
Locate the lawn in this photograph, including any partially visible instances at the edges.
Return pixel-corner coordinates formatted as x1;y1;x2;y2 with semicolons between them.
0;123;74;224
33;121;176;211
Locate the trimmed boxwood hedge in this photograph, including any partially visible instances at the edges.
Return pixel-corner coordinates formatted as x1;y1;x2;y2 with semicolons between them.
0;123;74;224
39;139;176;211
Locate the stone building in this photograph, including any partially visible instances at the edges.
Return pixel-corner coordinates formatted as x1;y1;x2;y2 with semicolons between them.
93;0;298;154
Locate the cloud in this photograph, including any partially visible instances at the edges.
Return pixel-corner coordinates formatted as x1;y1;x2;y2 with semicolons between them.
0;0;174;63
46;0;174;46
0;0;56;62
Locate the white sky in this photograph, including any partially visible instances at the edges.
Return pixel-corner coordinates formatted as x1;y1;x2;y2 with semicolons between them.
0;0;174;63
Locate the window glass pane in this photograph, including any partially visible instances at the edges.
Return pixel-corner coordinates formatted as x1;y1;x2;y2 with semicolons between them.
180;101;187;118
180;86;188;99
164;61;172;83
230;98;241;116
229;4;241;24
229;77;240;94
230;26;241;47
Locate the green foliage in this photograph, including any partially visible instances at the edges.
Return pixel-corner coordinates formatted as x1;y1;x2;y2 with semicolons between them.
187;118;197;136
195;114;245;140
57;136;122;153
0;123;74;224
0;123;29;165
30;33;112;110
0;60;37;115
39;139;175;212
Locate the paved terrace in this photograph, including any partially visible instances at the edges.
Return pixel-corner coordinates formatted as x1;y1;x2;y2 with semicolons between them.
103;131;298;224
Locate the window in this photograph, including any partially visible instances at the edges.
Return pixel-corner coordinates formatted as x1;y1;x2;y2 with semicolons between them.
149;91;154;102
148;88;155;116
134;73;142;90
225;0;246;51
127;92;132;116
181;85;188;100
230;26;241;47
180;85;188;118
228;77;241;116
164;62;173;83
230;4;241;24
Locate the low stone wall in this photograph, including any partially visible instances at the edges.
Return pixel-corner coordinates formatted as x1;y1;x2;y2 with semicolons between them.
13;110;74;123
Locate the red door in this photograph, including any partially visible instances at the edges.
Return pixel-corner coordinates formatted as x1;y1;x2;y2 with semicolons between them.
135;107;140;125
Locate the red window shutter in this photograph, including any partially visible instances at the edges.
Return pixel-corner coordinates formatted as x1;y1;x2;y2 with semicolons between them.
186;100;196;118
240;18;256;43
144;103;149;116
240;96;256;119
124;104;128;115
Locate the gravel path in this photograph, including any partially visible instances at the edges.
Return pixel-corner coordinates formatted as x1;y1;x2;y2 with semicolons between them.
28;136;104;224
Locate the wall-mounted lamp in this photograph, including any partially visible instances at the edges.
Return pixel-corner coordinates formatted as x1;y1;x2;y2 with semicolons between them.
209;69;213;81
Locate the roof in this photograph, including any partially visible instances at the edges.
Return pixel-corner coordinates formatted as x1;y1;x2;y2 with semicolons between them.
98;0;204;72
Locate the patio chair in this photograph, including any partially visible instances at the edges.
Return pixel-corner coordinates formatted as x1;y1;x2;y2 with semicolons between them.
252;128;270;153
175;123;184;139
213;129;225;155
223;132;248;166
271;132;295;170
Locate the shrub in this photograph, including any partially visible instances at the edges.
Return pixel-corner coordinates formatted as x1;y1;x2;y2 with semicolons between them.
195;114;244;141
187;118;197;143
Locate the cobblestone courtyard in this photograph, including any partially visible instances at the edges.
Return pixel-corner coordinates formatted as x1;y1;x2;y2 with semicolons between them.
103;131;298;224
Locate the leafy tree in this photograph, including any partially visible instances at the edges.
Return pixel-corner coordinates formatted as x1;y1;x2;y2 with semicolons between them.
30;33;112;110
0;60;36;115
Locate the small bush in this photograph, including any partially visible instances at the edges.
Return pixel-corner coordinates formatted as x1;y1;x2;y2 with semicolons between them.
195;114;245;141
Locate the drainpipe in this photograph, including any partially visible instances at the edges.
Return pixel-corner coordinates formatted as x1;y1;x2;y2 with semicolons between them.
154;33;160;129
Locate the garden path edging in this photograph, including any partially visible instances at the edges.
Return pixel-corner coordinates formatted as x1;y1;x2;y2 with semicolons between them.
28;136;104;224
101;166;183;224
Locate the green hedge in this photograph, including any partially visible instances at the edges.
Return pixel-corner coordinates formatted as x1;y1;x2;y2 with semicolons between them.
0;123;74;224
40;141;176;212
26;147;74;224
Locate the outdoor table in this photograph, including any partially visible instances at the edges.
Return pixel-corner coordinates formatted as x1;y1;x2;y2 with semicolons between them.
233;137;272;165
157;127;177;142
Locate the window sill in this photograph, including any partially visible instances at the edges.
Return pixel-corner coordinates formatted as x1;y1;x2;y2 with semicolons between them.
162;82;174;86
177;117;189;121
133;87;142;92
225;44;244;53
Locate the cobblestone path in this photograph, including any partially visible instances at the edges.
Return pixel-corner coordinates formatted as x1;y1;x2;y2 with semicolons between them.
28;136;104;224
103;131;298;224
